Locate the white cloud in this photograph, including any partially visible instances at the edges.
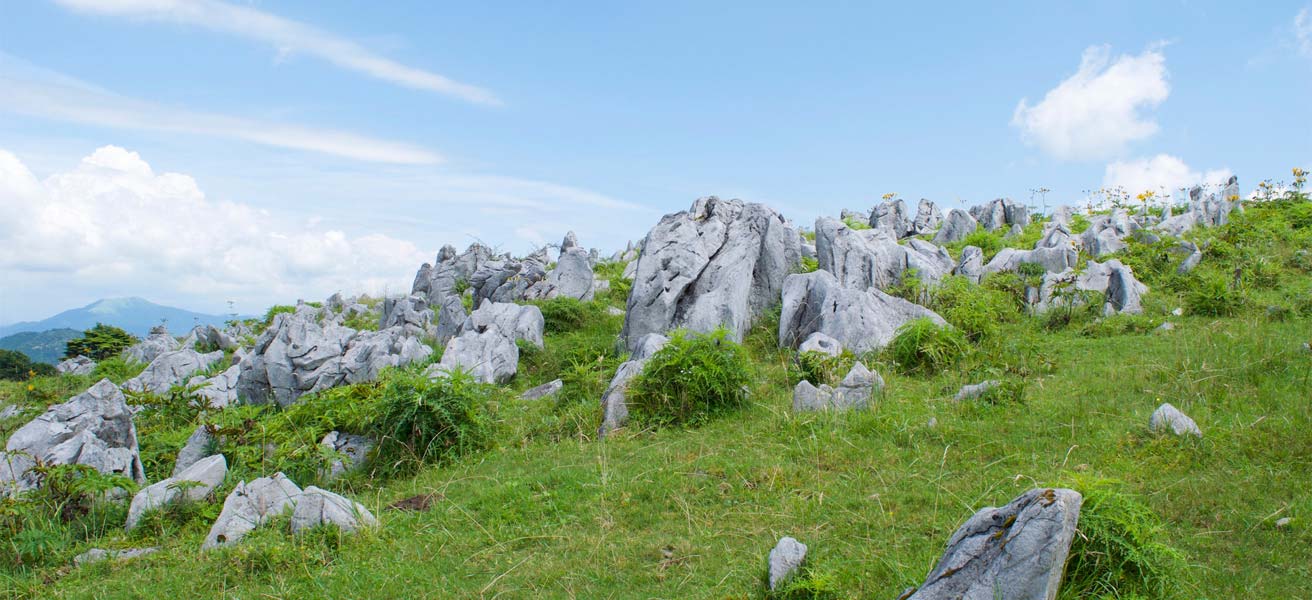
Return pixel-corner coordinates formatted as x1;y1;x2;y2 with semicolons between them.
51;0;501;106
1102;154;1232;203
1297;8;1312;59
0;145;429;319
0;53;442;165
1013;45;1170;161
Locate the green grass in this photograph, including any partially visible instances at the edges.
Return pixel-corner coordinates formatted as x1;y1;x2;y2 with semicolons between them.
2;198;1311;598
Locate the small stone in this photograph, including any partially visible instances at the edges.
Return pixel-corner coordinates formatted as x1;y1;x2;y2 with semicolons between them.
953;380;1000;402
798;332;842;357
767;536;808;591
1172;307;1183;316
926;417;938;428
1275;517;1292;529
73;547;158;566
1150;403;1202;438
521;379;563;400
1156;322;1175;332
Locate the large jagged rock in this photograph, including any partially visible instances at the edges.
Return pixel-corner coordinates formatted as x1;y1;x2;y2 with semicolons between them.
621;197;799;350
320;431;375;480
187;364;241;409
1035;222;1075;250
767;537;808;591
290;486;379;534
792;362;883;412
912;199;943;235
470;254;549;305
1049;205;1074;228
982;243;1079;276
412;243;494;304
1150;403;1201;437
460;300;545;349
932;209;979;245
433;295;467;348
123;325;181;364
172;425;215;477
955;246;984;283
2;379;145;496
237;312;431;407
203;473;302;549
869;198;912;238
815;218;953;291
1033;259;1147;316
1156;179;1242;237
905;488;1082;600
1079;209;1134;257
599;333;669;436
182;324;238;352
425;329;518;384
126;455;227;530
969;198;1029;232
56;355;96;376
123;349;224;395
779;270;945;355
378;294;434;337
525;232;596;300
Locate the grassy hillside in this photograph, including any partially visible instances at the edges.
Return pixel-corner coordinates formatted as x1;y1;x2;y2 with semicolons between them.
2;197;1309;598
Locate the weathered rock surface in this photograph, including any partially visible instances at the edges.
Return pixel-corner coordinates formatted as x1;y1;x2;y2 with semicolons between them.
123;349;224;395
1034;259;1147;316
187;364;242;409
379;294;434;337
73;547;158;566
955;246;984;283
426;328;518;384
932;209;979;245
767;536;808;591
816;218;953;290
969;198;1029;232
320;431;375;480
798;332;842;357
621;197;799;350
56;355;96;376
412;243;494;304
905;488;1083;600
1150;403;1201;437
792;362;882;412
172;425;215;477
982;245;1078;276
779;270;945;354
954;380;1000;402
183;325;238;352
599;333;669;436
913;199;943;235
290;486;379;534
203;473;302;549
525;232;596;300
460;300;545;349
433;295;467;347
123;326;181;364
869;198;913;238
127;454;227;530
2;379;145;495
521;379;563;400
470;254;549;305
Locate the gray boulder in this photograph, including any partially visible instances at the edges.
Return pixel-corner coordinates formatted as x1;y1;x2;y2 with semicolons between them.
203;472;303;549
982;245;1078;276
433;295;467;347
187;364;241;409
291;486;379;534
1034;259;1147;316
320;431;375;480
798;332;842;357
122;326;181;364
56;355;96;376
954;380;1000;402
460;300;545;349
172;425;215;477
470;254;549;305
123;349;224;395
599;333;669;436
792;362;882;412
412;243;494;304
779;270;945;355
912;199;943;235
970;198;1028;232
767;536;808;591
426;328;518;384
932;209;978;245
2;379;145;495
1035;223;1074;250
525;232;596;300
185;325;238;352
906;488;1082;600
521;379;564;400
954;246;984;283
126;454;227;530
621;197;799;350
1050;206;1074;228
378;294;434;337
1150;403;1201;437
869;198;912;238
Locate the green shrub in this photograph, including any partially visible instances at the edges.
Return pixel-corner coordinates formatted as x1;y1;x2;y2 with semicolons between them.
887;318;967;374
0;464;136;572
791;350;857;387
765;564;840;600
841;216;870;230
1185;274;1246;317
533;297;612;334
1059;478;1188;599
90;356;146;384
980;272;1029;312
0;350;54;381
961;228;1005;259
798;255;819;274
887;269;928;305
927;276;1019;342
64;323;137;361
974;379;1026;405
627;328;752;429
368;368;492;472
263;304;297;325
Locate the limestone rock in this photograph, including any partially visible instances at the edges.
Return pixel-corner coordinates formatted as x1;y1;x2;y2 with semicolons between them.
470;255;549;305
123;349;224;395
982;245;1078;276
379;294;434;337
955;246;984;283
599;333;669;436
203;473;302;549
433;295;467;347
73;547;157;566
460;300;545;349
122;326;181;364
320;431;374;480
426;328;518;384
187;364;241;409
56;355;96;376
906;488;1082;600
969;198;1028;232
525;232;596;300
290;486;379;534
127;454;226;530
954;380;1000;402
412;243;494;304
798;332;842;357
932;209;979;245
816;217;954;290
869;198;912;238
767;536;808;591
1150;403;1201;437
912;199;943;235
779;270;945;355
172;425;215;477
621;197;799;350
792;362;882;412
521;379;563;400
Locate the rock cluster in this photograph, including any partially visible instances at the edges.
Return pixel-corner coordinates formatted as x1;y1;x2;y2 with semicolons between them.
122;325;181;364
55;355;96;376
126;455;227;530
792;362;883;412
123;348;225;395
203;472;375;549
779;269;945;354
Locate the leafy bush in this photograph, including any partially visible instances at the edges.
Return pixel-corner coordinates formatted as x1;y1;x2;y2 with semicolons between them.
887;269;928;305
90;356;146;384
887;318;967;374
841;216;871;230
798;255;819;274
980;272;1030;312
1185;274;1246;317
0;350;54;381
961;228;1004;259
927;276;1019;342
263;304;297;325
1059;478;1188;599
64;323;137;361
974;378;1026;405
765;564;840;600
627;328;752;429
368;368;492;472
533;297;613;335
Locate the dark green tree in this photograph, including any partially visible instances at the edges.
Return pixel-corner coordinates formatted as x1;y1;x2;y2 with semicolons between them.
64;323;138;361
0;349;55;380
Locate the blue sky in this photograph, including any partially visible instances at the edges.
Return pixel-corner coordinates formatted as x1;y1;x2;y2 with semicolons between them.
1;0;1309;323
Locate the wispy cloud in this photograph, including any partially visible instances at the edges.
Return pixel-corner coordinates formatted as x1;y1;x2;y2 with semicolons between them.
1297;8;1312;59
0;53;443;164
51;0;502;106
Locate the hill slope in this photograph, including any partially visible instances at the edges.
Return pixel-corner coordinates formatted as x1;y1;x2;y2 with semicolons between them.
0;297;233;338
0;328;81;364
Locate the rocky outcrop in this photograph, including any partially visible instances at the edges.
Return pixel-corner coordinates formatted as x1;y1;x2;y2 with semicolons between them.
982;244;1078;275
869;198;913;238
1150;403;1201;437
460;300;545;349
182;324;238;352
792;362;883;412
320;431;374;480
521;379;563;400
172;425;215;477
1156;179;1242;237
798;332;842;357
932;209;978;245
905;488;1082;600
954;246;984;283
378;294;434;337
433;295;467;348
1035;259;1147;315
621;197;799;350
412;243;494;304
123;349;225;395
2;379;145;496
56;355;96;376
779;270;945;354
815;218;953;290
203;473;303;549
913;199;943;235
969;198;1029;232
126;455;226;530
470;254;549;305
426;328;519;384
123;326;181;364
525;231;596;300
1079;209;1134;257
237;312;431;407
290;486;379;534
599;333;669;436
188;364;241;408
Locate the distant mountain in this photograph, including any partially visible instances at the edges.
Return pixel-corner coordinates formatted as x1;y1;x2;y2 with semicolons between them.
0;297;235;339
0;328;81;365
